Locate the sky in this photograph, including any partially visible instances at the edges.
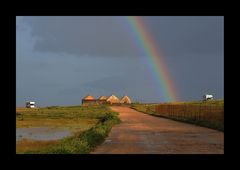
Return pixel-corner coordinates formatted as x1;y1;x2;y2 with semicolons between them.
16;16;224;107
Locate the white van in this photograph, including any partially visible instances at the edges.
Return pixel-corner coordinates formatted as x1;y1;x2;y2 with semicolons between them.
203;94;213;101
26;101;36;108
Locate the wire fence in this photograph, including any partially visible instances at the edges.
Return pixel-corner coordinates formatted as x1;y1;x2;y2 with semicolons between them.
155;104;224;124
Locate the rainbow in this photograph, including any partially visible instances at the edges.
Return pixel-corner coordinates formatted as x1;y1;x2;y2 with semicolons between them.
124;16;178;102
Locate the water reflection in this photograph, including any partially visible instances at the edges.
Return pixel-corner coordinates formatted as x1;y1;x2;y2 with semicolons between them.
16;127;72;141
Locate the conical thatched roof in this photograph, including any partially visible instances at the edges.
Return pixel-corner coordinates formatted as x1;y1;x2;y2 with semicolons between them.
98;96;107;100
83;95;95;100
120;95;131;104
106;94;120;103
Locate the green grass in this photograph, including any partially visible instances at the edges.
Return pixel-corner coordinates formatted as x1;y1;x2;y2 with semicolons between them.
17;105;112;120
131;103;157;115
172;99;224;106
16;105;113;128
16;105;120;154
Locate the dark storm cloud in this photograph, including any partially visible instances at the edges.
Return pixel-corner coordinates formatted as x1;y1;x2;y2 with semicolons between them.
23;16;223;59
144;16;223;58
23;16;139;58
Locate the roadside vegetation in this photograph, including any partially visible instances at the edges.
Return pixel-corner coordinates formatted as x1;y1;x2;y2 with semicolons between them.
16;105;120;154
131;99;224;131
169;99;224;106
130;103;157;115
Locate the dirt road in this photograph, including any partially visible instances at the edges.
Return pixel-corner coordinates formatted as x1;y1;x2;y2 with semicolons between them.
91;106;224;154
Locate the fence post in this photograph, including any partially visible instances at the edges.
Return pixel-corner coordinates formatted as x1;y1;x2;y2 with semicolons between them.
199;104;201;121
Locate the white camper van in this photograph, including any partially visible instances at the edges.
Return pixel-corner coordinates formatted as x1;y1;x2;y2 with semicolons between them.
26;101;36;108
203;94;213;101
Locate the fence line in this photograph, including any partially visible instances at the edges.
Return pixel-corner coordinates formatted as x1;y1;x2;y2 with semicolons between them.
155;104;224;124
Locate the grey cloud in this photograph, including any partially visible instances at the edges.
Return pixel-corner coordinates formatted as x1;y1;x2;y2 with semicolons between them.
144;16;223;58
23;16;140;58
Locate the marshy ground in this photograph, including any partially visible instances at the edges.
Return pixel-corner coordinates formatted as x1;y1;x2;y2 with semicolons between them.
16;105;119;153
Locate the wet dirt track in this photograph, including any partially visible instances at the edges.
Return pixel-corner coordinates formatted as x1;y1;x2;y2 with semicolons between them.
92;106;224;154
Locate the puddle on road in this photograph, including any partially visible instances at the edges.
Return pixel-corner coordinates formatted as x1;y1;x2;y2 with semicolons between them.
16;127;72;141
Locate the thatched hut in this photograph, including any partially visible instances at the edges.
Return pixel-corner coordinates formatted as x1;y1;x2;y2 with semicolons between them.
106;94;120;104
120;95;131;104
82;94;131;106
98;96;107;104
98;96;107;100
82;95;96;105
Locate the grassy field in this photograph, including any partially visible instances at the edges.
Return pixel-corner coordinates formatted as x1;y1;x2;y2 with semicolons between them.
16;105;120;154
130;103;157;115
131;99;224;131
168;99;224;106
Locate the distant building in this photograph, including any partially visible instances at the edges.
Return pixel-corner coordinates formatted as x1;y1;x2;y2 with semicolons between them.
81;94;131;106
82;95;98;106
106;94;120;104
98;96;107;100
98;96;108;105
120;95;132;104
26;101;36;108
